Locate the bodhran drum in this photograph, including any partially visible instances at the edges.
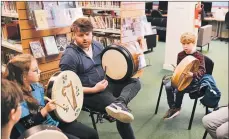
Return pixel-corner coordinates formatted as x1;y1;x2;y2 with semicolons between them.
18;125;68;139
46;70;83;123
171;55;200;91
101;43;143;82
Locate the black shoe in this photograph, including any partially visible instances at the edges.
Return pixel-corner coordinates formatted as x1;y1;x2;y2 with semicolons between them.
163;108;181;120
105;102;134;123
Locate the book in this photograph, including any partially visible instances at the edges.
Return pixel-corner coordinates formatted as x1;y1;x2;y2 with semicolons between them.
42;2;58;27
42;2;58;18
51;7;71;27
7;39;21;44
55;34;68;52
43;36;59;55
26;2;42;21
29;41;45;58
33;10;49;29
58;1;76;8
67;8;83;23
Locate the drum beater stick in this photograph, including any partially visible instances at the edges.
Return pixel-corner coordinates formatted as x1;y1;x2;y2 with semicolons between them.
44;96;67;110
104;66;107;79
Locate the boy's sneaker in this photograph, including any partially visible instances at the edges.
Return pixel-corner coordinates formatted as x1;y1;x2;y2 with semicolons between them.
105;102;134;123
163;108;181;120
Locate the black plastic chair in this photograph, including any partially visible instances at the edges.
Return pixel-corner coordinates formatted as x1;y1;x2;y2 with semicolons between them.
82;106;116;131
154;55;214;130
224;11;229;43
225;11;229;30
151;10;163;18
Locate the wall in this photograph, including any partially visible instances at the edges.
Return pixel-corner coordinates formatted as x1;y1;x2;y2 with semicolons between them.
211;2;229;13
163;2;198;71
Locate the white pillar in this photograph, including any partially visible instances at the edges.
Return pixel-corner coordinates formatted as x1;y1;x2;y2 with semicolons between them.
163;2;198;71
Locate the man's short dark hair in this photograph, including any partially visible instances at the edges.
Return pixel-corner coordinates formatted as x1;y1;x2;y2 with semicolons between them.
1;79;23;127
71;18;93;32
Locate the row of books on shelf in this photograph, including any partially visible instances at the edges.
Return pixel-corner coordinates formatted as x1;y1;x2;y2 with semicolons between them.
90;16;121;30
93;34;120;47
26;2;83;29
29;33;120;59
30;34;71;58
26;1;77;20
76;1;121;8
32;8;83;29
2;1;17;14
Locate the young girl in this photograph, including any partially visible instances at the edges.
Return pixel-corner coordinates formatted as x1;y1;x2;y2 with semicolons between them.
3;54;99;139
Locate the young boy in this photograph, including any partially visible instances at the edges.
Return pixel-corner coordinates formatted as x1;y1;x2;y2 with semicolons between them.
163;32;206;120
1;79;23;139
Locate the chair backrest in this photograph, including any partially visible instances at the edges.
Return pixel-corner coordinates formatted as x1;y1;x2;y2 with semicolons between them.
197;25;212;46
225;11;229;29
151;10;162;18
204;55;214;75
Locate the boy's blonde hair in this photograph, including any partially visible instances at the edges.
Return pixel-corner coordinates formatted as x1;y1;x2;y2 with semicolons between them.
180;32;196;44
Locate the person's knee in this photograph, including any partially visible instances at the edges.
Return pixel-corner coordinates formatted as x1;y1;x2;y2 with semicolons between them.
87;129;99;139
165;84;173;93
202;115;212;129
129;78;141;91
135;79;141;90
216;126;228;139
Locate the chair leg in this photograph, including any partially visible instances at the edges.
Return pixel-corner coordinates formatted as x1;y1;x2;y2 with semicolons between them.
203;130;208;139
89;112;97;131
188;98;198;130
155;80;164;114
205;107;209;115
207;43;209;51
201;47;202;52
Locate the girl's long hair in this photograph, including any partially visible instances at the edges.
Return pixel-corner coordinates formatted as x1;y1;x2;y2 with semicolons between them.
3;54;39;111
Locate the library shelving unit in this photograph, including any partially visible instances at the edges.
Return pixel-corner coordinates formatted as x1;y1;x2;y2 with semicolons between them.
80;2;146;43
1;1;145;84
80;2;146;77
2;2;69;85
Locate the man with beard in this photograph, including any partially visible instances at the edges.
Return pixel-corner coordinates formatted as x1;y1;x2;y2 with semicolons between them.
59;18;141;139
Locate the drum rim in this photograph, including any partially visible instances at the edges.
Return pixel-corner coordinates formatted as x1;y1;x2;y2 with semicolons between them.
46;71;84;123
101;45;134;82
18;125;61;139
171;55;200;91
46;71;62;122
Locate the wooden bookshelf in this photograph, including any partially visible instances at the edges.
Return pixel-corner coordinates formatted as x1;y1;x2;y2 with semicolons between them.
1;1;145;84
1;64;6;73
81;6;120;11
1;40;23;53
13;1;69;85
93;28;120;34
1;12;19;18
85;2;146;78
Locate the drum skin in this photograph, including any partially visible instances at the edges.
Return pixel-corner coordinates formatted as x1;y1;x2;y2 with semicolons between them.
18;125;68;139
101;44;140;82
171;55;200;91
46;71;83;123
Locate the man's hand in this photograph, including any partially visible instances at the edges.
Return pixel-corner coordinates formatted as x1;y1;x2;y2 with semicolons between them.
93;79;108;93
